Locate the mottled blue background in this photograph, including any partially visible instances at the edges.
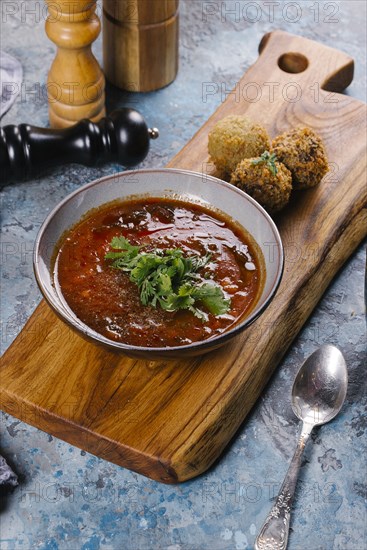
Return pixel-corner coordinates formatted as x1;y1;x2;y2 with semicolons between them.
1;1;366;549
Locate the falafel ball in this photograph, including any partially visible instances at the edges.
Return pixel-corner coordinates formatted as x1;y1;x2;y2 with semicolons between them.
208;115;270;175
230;153;292;214
272;127;328;189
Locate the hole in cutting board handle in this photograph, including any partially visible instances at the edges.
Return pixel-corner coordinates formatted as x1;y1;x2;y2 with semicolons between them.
278;53;309;73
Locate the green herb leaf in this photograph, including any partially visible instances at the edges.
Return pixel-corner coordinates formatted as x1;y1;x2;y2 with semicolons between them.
162;283;196;312
192;283;231;316
105;237;231;321
130;254;162;286
110;236;139;253
252;151;278;176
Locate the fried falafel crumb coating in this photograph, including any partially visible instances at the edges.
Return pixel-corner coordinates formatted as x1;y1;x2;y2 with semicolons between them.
208;115;270;175
272;127;329;189
230;159;292;214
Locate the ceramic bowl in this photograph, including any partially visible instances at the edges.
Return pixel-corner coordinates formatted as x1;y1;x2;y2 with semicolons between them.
34;168;284;359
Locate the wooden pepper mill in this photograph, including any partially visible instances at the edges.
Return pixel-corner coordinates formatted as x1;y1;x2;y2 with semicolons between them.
45;0;106;128
103;0;179;92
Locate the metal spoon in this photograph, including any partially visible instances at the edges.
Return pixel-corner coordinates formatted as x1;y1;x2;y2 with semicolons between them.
255;344;348;550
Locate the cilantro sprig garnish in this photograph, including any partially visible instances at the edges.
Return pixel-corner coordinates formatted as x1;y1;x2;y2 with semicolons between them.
252;151;278;175
105;236;230;321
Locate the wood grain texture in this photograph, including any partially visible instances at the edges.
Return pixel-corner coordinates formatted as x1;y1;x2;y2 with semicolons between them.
1;31;366;483
45;0;106;128
103;0;179;92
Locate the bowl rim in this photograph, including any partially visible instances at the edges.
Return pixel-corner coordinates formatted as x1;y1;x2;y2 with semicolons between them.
34;167;284;354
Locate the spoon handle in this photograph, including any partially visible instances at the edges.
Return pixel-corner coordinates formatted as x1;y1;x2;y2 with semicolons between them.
254;423;313;550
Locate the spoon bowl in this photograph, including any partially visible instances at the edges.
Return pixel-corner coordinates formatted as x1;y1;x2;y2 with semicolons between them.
291;344;348;426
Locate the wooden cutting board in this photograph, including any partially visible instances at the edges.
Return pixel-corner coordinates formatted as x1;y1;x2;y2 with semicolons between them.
1;31;366;483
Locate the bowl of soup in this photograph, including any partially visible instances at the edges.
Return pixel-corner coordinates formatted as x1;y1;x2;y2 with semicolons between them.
34;168;283;358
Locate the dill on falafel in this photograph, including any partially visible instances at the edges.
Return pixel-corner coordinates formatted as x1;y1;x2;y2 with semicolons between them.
230;151;292;214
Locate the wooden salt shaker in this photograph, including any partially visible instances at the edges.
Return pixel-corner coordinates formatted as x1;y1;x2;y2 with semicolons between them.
45;0;106;128
103;0;179;92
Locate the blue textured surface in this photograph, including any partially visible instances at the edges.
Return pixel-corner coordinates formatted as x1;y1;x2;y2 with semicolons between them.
1;1;366;549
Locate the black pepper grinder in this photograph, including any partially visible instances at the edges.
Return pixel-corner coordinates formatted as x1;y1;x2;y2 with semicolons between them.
0;108;159;186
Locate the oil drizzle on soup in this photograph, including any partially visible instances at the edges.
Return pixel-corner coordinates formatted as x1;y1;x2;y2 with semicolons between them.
54;199;264;347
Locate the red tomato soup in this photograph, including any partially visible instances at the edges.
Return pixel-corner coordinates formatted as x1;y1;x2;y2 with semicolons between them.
54;198;265;347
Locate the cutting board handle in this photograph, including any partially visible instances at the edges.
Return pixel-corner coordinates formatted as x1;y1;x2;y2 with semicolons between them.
258;31;354;93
